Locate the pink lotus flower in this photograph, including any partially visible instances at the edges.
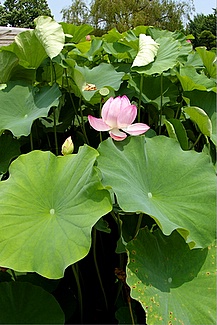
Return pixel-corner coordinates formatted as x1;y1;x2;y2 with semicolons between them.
88;95;150;141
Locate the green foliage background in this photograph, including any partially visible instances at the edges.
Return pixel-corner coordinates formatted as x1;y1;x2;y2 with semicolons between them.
0;16;216;324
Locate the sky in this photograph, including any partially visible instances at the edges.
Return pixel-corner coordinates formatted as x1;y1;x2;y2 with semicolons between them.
47;0;216;22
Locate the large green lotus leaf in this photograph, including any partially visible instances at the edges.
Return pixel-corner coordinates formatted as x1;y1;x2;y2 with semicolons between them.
185;51;203;68
176;66;216;92
0;146;112;278
0;82;61;136
132;37;180;75
0;50;18;83
60;22;94;43
97;136;215;247
148;28;192;63
0;282;65;324
126;227;216;325
34;16;65;59
70;39;103;62
74;63;125;101
3;30;47;68
0;133;20;174
10;64;36;83
103;42;134;60
196;47;216;79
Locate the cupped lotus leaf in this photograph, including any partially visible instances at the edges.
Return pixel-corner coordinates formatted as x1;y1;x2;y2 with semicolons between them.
34;16;65;59
74;39;103;61
60;23;94;43
132;34;159;67
126;227;216;325
196;47;216;79
132;37;180;75
176;66;216;92
103;42;133;60
148;28;192;59
0;133;20;174
73;63;125;101
185;51;203;68
0;82;61;136
97;136;215;247
0;146;112;278
0;282;65;324
183;106;212;137
4;30;47;68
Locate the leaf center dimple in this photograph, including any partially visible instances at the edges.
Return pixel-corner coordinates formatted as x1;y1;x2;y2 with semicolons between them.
148;192;153;198
50;208;55;215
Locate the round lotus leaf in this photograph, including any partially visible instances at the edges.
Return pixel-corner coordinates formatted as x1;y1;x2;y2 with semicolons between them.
0;146;112;279
97;136;215;247
0;281;65;324
126;227;216;325
0;82;61;137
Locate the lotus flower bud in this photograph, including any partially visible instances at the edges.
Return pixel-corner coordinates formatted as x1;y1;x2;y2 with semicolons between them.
61;136;74;155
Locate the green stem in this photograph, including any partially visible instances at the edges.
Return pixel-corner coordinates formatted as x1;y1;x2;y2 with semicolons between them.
92;227;108;311
175;102;181;119
50;59;54;85
138;73;144;122
30;132;34;151
46;133;51;150
53;107;58;156
110;210;118;223
71;263;83;323
134;213;143;238
189;133;202;150
64;69;89;144
11;269;17;281
159;73;163;135
111;210;122;236
127;297;135;325
79;97;89;145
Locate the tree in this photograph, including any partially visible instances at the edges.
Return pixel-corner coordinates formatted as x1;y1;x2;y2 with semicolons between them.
198;30;216;50
187;9;216;48
62;0;194;35
0;0;52;28
61;0;90;25
0;4;8;25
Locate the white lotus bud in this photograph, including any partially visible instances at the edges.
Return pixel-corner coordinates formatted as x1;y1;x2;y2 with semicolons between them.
61;136;74;155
